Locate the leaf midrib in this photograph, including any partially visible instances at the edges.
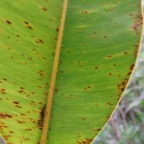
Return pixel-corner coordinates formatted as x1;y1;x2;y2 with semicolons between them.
40;0;68;144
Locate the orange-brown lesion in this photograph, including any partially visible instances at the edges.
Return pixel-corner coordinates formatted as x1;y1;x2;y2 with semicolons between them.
41;7;48;11
117;78;129;93
24;21;33;30
130;14;143;34
0;113;12;119
77;138;93;144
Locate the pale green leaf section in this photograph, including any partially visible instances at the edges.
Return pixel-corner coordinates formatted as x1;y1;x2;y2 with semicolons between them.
0;0;63;143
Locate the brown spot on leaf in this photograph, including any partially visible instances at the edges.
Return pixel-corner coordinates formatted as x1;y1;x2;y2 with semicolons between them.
127;71;132;75
37;70;45;78
23;137;30;141
131;14;143;34
126;64;134;76
134;44;139;48
38;105;46;130
82;11;88;14
18;90;24;93
15;105;22;108
20;87;24;89
134;44;139;57
81;118;86;120
0;88;6;94
77;138;93;144
13;101;21;108
16;34;20;37
117;78;128;93
27;26;33;30
95;66;99;69
6;20;12;25
3;78;7;81
81;44;85;46
24;21;33;30
56;27;59;32
108;73;112;76
84;86;91;90
55;88;58;92
13;101;19;104
106;55;112;58
43;57;46;60
0;122;7;130
129;13;134;16
0;113;12;119
124;52;128;55
35;39;44;44
28;57;33;60
107;102;113;106
24;21;29;25
130;64;134;70
17;120;26;124
41;7;47;11
44;92;48;96
37;84;42;87
96;128;102;131
20;113;26;117
3;135;11;141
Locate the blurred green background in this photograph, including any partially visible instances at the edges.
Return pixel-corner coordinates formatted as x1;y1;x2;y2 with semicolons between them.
93;3;144;144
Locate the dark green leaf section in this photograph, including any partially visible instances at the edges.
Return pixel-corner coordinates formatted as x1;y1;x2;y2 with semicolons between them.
47;0;142;144
0;0;63;143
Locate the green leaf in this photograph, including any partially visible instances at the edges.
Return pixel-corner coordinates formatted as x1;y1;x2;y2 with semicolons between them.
0;0;142;144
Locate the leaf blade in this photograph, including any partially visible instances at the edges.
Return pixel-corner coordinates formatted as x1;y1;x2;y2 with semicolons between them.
0;0;63;143
47;0;143;143
0;0;143;144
